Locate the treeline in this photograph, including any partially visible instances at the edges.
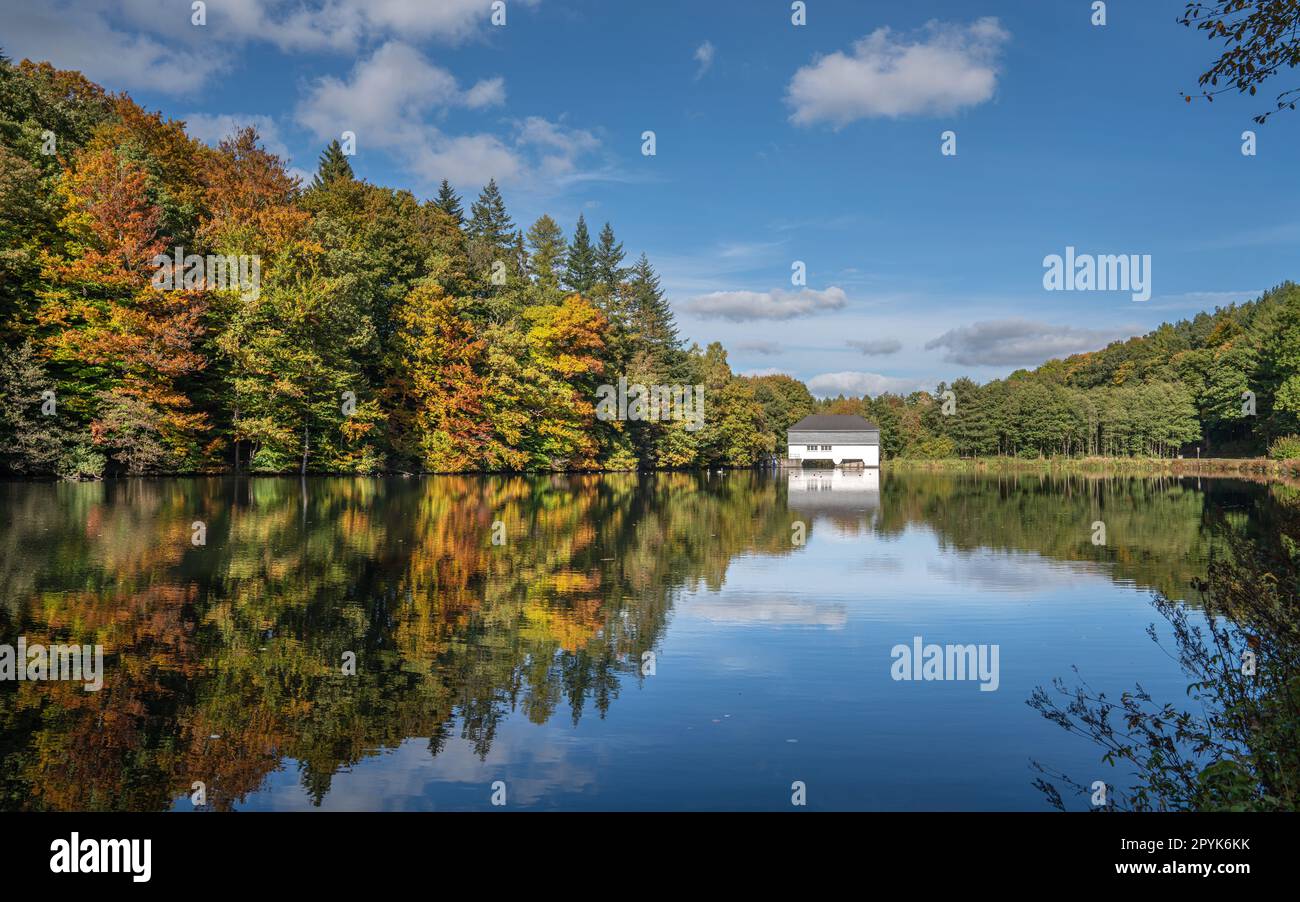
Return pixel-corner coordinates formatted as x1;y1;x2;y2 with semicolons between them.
819;283;1300;461
5;57;1298;477
0;56;816;478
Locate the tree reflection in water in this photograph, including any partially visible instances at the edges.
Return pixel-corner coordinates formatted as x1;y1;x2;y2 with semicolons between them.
0;471;1283;810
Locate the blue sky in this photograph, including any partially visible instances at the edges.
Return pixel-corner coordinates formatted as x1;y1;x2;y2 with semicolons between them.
3;0;1297;395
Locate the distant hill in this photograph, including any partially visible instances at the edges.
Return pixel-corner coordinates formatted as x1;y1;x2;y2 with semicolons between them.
819;283;1300;459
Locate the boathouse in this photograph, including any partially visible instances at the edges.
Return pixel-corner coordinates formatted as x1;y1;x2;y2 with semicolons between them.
786;414;880;467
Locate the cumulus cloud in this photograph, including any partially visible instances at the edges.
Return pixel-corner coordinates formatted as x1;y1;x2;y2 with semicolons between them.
409;135;524;187
464;77;507;109
786;18;1010;126
1;1;541;94
806;372;927;398
846;338;902;356
183;113;292;162
924;319;1125;367
296;42;503;147
292;42;598;189
1;1;226;94
683;286;847;321
694;40;715;79
513;115;602;179
134;0;539;53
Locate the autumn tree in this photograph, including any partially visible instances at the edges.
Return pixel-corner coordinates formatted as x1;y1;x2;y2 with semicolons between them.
390;281;487;472
37;106;213;473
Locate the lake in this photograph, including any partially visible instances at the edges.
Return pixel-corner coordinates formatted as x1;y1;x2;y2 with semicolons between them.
0;469;1279;811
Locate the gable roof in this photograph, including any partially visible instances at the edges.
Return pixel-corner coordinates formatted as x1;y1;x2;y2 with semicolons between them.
788;414;878;432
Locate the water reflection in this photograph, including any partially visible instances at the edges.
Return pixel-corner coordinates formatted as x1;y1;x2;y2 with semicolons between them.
786;467;880;523
0;471;1285;810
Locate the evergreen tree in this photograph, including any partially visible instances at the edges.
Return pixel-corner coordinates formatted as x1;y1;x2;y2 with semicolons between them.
466;179;516;284
511;229;529;278
0;339;67;474
310;140;354;190
563;214;597;294
627;254;678;363
434;179;464;226
595;222;628;292
467;179;514;250
526;215;566;292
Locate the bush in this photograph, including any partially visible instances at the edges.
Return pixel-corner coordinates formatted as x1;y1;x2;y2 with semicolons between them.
1030;522;1300;811
57;441;105;480
250;447;293;473
1268;435;1300;460
908;436;956;459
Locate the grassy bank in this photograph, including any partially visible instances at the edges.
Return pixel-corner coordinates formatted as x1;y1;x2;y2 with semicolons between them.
883;455;1300;479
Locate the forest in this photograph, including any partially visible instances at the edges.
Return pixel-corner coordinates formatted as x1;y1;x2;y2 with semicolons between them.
0;55;814;479
2;55;1299;478
818;282;1300;462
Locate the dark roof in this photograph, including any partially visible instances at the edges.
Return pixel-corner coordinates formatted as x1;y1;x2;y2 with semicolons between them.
788;414;878;432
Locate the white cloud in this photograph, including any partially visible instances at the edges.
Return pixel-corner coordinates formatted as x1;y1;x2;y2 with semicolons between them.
1;1;540;94
924;318;1127;367
464;77;507;109
683;286;848;321
786;18;1010;126
806;371;927;398
694;40;715;79
512;116;602;180
410;134;523;188
296;42;500;148
296;42;597;189
183;113;292;162
126;0;540;53
1;1;225;94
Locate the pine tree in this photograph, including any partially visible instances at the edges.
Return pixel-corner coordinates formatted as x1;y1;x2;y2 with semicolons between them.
0;339;66;474
434;179;464;226
467;179;514;251
526;215;566;291
511;230;529;278
627;253;678;361
310;140;354;189
563;214;597;295
595;222;627;292
466;179;516;284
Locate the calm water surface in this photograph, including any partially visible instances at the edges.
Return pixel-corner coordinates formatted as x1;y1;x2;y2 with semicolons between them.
0;469;1275;810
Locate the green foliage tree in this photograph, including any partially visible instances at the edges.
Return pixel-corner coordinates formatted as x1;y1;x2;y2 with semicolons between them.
525;214;566;295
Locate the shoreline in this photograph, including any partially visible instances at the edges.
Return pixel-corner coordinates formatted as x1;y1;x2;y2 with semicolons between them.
882;455;1300;480
6;455;1300;483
